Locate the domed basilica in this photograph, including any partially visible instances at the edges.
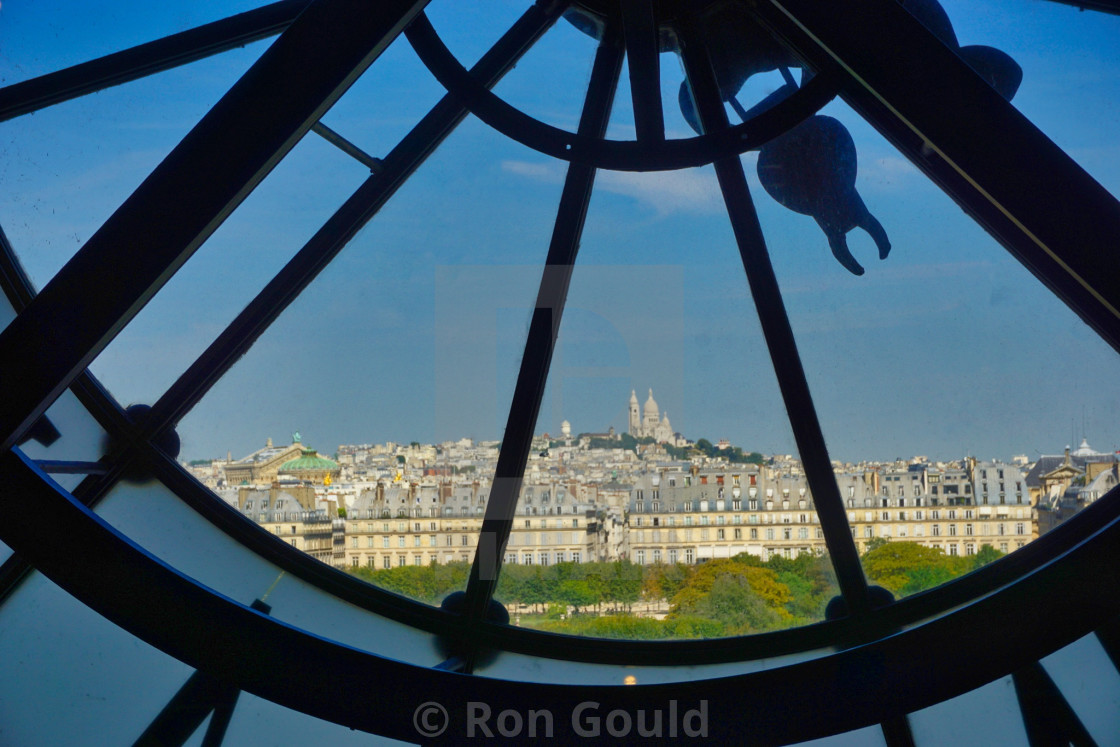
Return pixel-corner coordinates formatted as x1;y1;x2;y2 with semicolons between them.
628;389;674;443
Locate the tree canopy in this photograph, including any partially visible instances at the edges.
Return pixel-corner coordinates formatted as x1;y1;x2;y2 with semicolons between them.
346;542;999;639
861;540;1004;596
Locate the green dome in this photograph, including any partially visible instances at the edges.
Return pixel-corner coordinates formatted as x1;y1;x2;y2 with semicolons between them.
279;448;338;473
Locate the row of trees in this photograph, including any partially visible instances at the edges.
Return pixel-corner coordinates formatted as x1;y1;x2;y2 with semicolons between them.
555;432;766;465
860;538;1003;596
673;438;766;465
349;560;644;611
347;540;1005;639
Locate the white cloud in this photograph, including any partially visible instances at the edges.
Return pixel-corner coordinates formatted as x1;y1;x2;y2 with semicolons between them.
501;158;724;216
595;169;724;216
500;159;564;182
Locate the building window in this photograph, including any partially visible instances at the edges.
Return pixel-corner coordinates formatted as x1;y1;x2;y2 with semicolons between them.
734;528;742;539
685;549;695;564
636;550;645;564
1016;523;1025;535
571;552;581;563
652;549;662;563
668;549;679;563
383;556;391;569
932;525;941;537
965;524;974;536
350;557;358;567
949;525;958;536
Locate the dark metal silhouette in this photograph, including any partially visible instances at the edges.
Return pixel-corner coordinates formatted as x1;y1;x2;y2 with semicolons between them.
132;599;272;746
1013;661;1099;746
899;0;959;47
674;0;1027;275
960;45;1023;101
757;115;891;275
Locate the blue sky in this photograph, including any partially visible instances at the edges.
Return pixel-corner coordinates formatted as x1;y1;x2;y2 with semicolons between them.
2;0;1119;463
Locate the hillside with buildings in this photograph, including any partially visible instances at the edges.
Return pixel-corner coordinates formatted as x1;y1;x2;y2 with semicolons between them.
183;388;1118;629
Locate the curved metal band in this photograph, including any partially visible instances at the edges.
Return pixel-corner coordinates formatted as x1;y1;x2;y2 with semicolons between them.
404;12;842;172
4;448;1120;744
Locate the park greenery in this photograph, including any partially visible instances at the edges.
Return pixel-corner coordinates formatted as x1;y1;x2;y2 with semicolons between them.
348;540;1004;639
665;438;767;465
859;537;1003;596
